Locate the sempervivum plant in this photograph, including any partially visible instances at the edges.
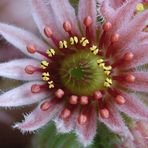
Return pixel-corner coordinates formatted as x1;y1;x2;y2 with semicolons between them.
0;0;148;146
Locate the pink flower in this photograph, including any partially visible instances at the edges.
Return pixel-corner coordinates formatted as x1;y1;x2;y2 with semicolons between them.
0;0;147;146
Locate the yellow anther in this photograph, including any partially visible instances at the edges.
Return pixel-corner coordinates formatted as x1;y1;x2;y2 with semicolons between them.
59;40;68;48
42;72;50;81
90;45;99;55
99;63;105;68
40;60;49;69
70;36;78;45
136;3;144;12
97;59;104;64
80;37;89;47
104;70;111;76
46;48;55;57
104;78;112;88
48;81;54;89
104;66;112;71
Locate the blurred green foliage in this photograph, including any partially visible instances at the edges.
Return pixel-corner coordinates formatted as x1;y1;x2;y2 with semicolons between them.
32;121;120;148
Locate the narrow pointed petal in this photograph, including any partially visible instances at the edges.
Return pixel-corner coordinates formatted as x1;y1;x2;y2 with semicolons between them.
14;99;63;132
30;0;64;44
99;104;133;139
0;81;49;107
76;105;97;147
48;0;80;36
113;10;148;53
54;109;78;133
116;92;148;121
0;59;41;81
78;0;97;38
123;44;148;69
120;72;148;92
0;23;48;60
103;0;140;47
112;0;139;32
100;0;115;22
109;0;125;9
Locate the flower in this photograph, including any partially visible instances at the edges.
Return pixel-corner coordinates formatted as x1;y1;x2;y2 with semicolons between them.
0;0;148;146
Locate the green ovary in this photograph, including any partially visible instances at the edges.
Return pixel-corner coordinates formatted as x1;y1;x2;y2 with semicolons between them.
60;51;106;96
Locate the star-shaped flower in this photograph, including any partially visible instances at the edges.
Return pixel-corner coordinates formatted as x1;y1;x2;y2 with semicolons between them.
0;0;147;146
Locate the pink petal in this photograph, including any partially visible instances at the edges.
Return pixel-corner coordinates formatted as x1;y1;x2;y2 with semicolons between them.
78;0;97;39
14;99;63;132
30;0;63;45
100;0;115;22
113;10;148;54
76;105;97;146
123;44;148;69
103;0;139;47
120;72;148;92
99;104;133;139
48;0;80;36
54;109;78;133
30;0;80;43
116;92;148;121
0;81;49;107
0;59;41;81
109;0;125;9
0;23;48;60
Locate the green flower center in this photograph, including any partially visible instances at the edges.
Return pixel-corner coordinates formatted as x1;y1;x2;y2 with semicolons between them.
60;51;107;95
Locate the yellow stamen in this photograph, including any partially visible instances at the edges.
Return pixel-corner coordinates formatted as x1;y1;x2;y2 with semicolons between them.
104;77;112;87
80;37;89;46
48;81;54;89
46;49;55;57
40;60;49;69
42;72;50;81
70;36;78;45
90;45;99;55
59;40;68;48
104;71;111;76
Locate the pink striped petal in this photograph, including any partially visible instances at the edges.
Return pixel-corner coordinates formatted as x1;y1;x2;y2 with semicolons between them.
99;104;133;139
48;0;80;36
103;0;140;47
100;0;115;22
30;0;64;45
123;44;148;69
120;72;148;92
78;0;97;39
113;10;148;54
109;0;125;9
54;109;78;133
0;59;41;81
116;92;148;121
0;23;48;60
76;105;97;147
0;81;49;107
14;99;63;132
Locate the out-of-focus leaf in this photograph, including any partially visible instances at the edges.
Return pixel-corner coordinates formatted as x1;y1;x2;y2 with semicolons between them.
32;121;120;148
